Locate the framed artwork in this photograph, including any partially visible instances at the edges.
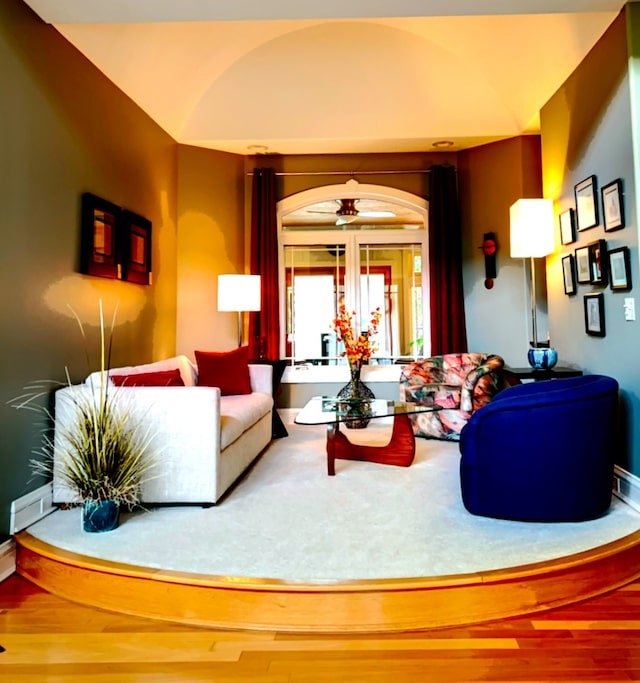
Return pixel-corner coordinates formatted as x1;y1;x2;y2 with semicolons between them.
121;210;152;285
587;239;607;286
608;246;631;291
80;192;121;280
562;254;577;295
574;175;599;231
559;208;576;245
575;245;591;284
584;292;605;337
602;179;625;232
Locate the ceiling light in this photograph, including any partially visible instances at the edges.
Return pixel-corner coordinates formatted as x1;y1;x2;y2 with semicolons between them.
432;140;454;148
247;144;269;154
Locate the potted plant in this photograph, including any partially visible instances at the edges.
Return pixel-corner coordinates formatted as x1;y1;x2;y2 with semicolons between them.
10;301;154;532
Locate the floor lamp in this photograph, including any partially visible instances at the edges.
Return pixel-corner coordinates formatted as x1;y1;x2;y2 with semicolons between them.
217;274;261;347
509;198;556;368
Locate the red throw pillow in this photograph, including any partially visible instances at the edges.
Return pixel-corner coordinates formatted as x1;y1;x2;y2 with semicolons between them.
110;369;185;387
195;346;252;395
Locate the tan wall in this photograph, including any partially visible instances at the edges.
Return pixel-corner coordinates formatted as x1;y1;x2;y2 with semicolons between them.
458;136;544;366
176;146;245;356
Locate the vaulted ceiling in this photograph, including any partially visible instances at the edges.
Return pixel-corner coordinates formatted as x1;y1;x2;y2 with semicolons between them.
23;0;628;155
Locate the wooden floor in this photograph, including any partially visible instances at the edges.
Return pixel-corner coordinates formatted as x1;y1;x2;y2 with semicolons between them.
2;573;640;682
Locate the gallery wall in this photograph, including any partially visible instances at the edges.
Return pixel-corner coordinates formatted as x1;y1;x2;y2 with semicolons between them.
541;7;640;473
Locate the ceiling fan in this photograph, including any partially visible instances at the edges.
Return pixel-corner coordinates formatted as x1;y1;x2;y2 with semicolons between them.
307;198;396;225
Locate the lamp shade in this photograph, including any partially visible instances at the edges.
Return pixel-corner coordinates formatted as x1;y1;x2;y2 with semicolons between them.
510;198;555;258
217;274;261;312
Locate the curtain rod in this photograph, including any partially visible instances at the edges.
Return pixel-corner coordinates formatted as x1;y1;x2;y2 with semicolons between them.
246;168;441;177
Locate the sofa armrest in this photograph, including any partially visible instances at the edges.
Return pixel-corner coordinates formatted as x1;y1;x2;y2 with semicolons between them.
249;364;273;394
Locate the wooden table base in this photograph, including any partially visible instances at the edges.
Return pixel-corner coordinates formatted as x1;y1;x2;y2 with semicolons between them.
327;413;416;475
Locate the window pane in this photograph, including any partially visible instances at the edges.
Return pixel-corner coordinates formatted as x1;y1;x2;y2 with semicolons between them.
359;244;423;360
284;245;345;363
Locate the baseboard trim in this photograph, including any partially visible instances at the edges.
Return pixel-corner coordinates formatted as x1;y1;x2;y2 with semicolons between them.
10;483;55;533
614;466;640;512
0;537;16;582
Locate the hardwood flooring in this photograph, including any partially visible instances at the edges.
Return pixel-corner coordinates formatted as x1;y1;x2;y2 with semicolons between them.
2;573;640;682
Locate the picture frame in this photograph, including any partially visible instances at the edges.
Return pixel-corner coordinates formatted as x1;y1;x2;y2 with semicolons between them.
587;239;607;286
575;245;591;284
583;292;605;337
559;208;576;245
121;210;152;285
601;179;625;231
574;175;599;231
80;192;121;280
608;246;631;291
561;254;577;295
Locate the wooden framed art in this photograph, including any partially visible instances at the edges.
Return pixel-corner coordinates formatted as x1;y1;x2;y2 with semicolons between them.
588;239;607;286
562;254;577;295
559;208;576;245
574;175;599;231
584;292;605;337
602;178;625;232
80;192;121;280
608;246;631;291
575;245;591;284
121;210;152;285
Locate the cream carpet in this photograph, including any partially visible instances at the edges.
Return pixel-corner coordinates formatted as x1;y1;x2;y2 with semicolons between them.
27;418;640;582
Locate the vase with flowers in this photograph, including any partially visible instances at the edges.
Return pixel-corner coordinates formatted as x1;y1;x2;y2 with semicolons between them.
331;303;381;428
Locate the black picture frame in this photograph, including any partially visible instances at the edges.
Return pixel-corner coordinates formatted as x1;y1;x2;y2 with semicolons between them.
559;208;576;245
602;179;625;232
584;292;605;337
80;192;121;280
608;246;632;291
575;245;591;284
587;239;607;286
562;254;577;295
574;175;599;231
121;210;152;285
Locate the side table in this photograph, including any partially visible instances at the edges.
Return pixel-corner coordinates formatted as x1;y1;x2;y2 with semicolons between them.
250;359;288;439
505;366;583;382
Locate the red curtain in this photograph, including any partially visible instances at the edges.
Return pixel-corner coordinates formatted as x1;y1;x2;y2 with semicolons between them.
248;168;280;361
428;165;468;355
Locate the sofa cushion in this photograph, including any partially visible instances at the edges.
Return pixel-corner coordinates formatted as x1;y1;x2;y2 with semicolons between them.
111;369;184;387
85;355;197;387
195;346;252;395
219;392;273;450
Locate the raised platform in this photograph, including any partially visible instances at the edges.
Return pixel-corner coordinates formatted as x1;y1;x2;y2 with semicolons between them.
16;528;640;633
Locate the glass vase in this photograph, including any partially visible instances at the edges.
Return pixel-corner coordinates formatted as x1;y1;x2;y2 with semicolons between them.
337;363;375;429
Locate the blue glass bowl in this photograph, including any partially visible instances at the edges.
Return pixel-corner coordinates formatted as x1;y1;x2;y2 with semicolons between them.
527;347;558;370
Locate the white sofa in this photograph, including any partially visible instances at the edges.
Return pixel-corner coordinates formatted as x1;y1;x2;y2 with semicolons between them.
52;355;274;505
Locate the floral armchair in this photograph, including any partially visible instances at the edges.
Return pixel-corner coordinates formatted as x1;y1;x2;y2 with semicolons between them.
399;353;514;441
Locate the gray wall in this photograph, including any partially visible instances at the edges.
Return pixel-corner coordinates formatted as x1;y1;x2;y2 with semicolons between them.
0;0;180;535
541;7;640;473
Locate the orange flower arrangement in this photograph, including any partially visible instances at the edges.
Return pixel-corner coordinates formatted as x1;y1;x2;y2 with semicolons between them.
332;302;382;368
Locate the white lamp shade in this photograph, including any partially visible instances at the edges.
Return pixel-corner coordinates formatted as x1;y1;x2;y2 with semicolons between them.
510;198;555;258
217;274;261;312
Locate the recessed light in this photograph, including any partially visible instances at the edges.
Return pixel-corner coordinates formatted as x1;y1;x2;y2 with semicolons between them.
247;144;269;154
432;140;454;148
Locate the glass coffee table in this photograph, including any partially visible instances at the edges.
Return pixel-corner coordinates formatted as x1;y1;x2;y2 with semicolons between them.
294;396;442;475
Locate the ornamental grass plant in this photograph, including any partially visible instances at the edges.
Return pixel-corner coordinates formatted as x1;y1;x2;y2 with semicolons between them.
9;301;154;509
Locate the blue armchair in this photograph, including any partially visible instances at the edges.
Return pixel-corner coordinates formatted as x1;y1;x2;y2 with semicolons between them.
459;375;619;522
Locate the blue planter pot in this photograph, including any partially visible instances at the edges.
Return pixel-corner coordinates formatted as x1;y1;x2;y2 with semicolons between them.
82;499;120;533
527;347;558;370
